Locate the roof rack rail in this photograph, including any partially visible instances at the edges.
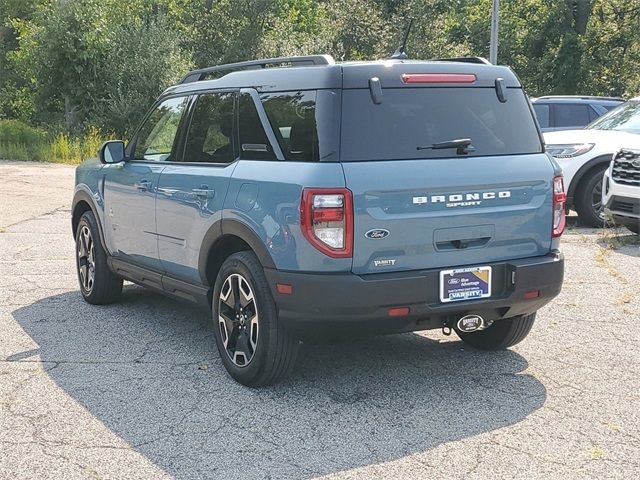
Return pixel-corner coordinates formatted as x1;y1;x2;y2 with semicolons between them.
179;55;335;84
536;95;624;101
431;56;492;65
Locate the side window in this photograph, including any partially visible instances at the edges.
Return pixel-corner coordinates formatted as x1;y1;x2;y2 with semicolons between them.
183;92;235;163
553;104;591;128
533;104;550;129
134;96;187;161
261;91;319;161
238;94;276;161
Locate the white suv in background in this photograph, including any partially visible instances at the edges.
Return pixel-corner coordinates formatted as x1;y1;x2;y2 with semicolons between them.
603;149;640;234
544;97;640;227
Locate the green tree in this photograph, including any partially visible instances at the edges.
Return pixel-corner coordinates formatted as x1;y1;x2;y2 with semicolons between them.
2;0;640;139
0;0;43;119
6;0;191;132
93;14;193;136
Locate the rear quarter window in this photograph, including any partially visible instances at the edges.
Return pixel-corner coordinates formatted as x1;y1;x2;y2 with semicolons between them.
261;91;319;161
258;90;340;162
340;88;542;161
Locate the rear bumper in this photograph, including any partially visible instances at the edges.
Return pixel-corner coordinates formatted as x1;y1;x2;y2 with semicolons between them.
265;252;564;336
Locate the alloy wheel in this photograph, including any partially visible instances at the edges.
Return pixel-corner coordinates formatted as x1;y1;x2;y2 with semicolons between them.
77;225;95;293
218;273;259;367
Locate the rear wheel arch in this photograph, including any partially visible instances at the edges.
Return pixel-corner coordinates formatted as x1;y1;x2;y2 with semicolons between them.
199;219;276;288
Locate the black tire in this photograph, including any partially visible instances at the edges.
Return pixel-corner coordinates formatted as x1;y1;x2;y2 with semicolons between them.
212;251;299;387
75;211;122;304
575;167;607;228
456;313;536;350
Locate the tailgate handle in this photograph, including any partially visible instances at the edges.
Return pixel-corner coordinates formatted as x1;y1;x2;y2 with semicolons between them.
437;236;491;251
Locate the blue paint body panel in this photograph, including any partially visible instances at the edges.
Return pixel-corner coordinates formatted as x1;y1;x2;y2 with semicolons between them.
102;162;166;271
156;163;237;283
225;160;350;272
342;153;556;274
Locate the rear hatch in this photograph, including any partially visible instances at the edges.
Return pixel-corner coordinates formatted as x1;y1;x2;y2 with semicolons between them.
339;62;555;274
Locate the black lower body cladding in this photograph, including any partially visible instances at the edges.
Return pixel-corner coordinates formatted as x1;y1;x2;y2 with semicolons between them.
265;253;564;338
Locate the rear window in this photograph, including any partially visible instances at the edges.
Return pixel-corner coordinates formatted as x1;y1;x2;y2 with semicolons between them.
340;88;542;161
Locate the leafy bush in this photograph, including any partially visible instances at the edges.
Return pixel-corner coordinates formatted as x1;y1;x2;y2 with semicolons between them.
0;142;31;161
0;119;46;160
0;119;46;145
0;120;108;164
48;126;105;163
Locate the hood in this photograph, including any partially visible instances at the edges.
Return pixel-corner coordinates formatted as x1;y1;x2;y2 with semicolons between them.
544;128;640;148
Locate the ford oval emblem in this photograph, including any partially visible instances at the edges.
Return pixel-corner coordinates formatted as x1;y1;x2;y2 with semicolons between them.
365;229;390;239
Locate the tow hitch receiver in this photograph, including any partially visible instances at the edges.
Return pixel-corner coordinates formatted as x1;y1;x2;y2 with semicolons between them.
456;314;491;333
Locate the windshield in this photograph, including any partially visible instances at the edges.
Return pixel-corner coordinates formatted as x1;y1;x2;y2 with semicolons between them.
340;88;542;161
587;100;640;133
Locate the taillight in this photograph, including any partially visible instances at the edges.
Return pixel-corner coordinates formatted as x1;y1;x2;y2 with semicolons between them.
300;188;353;258
552;175;567;237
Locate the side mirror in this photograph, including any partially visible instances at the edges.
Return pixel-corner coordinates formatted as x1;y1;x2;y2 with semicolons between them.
99;140;125;164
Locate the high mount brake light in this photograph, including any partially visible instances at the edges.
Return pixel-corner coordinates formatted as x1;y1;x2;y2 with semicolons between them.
300;188;353;258
552;175;567;237
401;73;477;84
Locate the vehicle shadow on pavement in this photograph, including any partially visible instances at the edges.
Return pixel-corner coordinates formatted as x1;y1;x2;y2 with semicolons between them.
11;286;546;479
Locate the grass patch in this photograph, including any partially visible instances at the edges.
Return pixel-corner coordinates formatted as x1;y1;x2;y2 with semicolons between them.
0;120;108;164
595;246;627;283
599;222;640;250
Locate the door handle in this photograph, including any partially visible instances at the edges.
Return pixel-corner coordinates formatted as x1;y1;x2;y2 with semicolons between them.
193;187;214;199
135;180;153;192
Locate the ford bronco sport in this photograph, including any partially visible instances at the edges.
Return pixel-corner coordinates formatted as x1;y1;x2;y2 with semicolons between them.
72;54;565;386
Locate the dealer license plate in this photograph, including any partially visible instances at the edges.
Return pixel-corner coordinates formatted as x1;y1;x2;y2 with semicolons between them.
439;266;492;303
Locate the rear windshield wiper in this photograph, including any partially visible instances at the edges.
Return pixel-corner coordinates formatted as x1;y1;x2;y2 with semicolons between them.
417;138;475;155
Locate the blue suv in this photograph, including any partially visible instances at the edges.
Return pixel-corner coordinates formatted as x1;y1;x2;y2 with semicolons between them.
72;55;565;386
531;95;623;132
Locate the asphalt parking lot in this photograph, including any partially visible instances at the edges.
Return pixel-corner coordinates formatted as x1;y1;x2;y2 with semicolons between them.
1;160;639;480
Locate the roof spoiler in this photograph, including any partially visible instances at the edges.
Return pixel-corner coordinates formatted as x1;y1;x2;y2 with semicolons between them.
430;57;492;65
179;55;335;84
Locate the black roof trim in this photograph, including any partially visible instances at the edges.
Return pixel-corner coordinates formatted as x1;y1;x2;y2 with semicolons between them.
430;56;492;65
179;55;335;84
536;95;624;102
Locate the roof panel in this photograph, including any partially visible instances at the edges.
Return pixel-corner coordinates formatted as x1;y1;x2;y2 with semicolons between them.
163;58;522;97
